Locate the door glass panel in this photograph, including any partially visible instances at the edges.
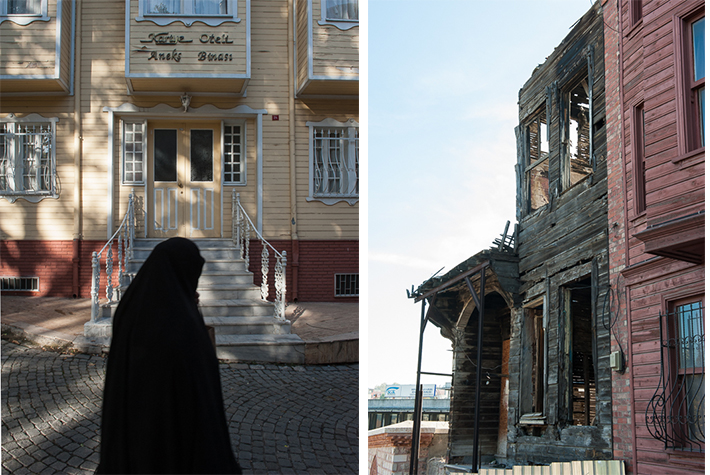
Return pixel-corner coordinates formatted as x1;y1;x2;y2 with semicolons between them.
191;130;213;182
154;129;177;182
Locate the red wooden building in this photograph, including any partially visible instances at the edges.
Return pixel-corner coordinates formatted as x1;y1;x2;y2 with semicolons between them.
602;0;704;473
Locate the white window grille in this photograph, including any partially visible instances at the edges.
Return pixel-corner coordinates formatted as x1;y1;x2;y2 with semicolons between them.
223;123;245;185
0;115;58;203
307;118;358;205
123;121;146;185
335;273;358;297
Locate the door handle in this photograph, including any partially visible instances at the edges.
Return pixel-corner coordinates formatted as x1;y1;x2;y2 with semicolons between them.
178;182;183;188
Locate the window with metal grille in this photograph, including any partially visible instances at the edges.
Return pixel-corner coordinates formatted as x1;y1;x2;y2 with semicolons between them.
335;273;358;297
646;299;705;451
0;117;58;202
1;277;39;292
123;121;146;184
223;124;245;185
308;119;359;205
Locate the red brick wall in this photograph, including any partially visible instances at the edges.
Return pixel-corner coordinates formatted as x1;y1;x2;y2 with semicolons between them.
602;0;634;473
247;239;359;302
0;240;119;298
2;239;359;303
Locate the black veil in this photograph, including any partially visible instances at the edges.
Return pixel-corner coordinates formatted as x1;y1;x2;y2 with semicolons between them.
97;237;241;474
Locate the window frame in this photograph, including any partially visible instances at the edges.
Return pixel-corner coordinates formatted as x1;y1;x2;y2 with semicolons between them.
0;114;59;203
222;120;246;186
673;6;705;157
306;118;359;205
122;120;147;186
519;295;548;426
561;72;593;190
136;0;240;27
317;0;358;31
524;106;551;214
0;0;49;25
667;296;705;450
631;102;646;215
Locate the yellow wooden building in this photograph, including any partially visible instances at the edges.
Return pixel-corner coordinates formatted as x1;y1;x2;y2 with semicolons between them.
0;0;359;304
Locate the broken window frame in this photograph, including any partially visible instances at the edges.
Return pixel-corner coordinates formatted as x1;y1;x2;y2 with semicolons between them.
561;70;593;190
562;276;597;427
524;107;550;213
519;294;548;428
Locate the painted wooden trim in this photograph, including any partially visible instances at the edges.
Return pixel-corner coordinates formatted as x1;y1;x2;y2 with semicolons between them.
0;0;49;25
135;0;240;27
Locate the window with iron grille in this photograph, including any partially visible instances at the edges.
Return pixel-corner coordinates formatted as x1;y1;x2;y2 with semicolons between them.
307;118;358;205
335;273;358;297
223;123;245;185
0;115;58;203
646;298;705;452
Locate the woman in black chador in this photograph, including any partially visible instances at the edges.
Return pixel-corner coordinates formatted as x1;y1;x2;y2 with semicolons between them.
97;237;241;474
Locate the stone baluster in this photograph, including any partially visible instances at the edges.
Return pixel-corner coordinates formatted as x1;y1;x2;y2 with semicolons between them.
106;243;114;302
261;245;269;301
274;251;287;320
90;251;100;322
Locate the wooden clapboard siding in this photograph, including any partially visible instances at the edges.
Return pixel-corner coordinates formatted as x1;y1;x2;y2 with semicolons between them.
126;0;248;80
2;0;358;247
0;1;58;76
310;0;357;79
0;109;75;240
295;0;309;91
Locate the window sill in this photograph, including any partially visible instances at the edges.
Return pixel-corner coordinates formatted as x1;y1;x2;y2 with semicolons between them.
0;192;58;203
671;147;704;167
307;196;358;206
136;13;240;27
317;19;358;31
0;14;50;26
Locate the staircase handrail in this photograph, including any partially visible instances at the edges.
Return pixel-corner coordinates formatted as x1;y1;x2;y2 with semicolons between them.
232;190;287;320
90;191;135;322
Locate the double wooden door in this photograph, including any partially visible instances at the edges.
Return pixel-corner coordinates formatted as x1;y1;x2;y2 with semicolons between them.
147;121;221;238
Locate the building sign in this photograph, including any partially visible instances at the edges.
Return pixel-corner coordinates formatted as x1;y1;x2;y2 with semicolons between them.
134;31;235;63
383;384;437;398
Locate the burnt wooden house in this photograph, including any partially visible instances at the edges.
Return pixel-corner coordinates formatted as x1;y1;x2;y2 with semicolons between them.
412;4;612;469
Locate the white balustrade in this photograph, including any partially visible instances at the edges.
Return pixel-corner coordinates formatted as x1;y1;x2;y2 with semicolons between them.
90;192;135;322
232;190;287;320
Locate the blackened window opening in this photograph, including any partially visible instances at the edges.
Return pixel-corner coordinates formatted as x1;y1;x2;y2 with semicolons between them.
566;77;592;187
569;278;596;426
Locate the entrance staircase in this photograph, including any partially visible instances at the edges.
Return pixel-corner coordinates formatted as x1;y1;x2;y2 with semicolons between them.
84;238;305;364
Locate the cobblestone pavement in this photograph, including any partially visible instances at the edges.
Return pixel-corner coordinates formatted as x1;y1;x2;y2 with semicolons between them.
1;340;359;474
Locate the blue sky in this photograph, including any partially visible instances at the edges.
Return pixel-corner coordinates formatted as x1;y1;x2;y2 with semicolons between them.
366;0;597;388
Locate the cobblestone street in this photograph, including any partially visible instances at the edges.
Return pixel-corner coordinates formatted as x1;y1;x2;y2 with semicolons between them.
1;340;359;474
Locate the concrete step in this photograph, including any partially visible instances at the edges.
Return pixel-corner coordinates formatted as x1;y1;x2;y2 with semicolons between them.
204;316;291;335
215;334;305;364
198;299;275;317
197;283;262;300
200;270;255;285
126;258;249;274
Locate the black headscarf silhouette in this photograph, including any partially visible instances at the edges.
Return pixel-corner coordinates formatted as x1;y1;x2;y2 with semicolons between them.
97;237;241;474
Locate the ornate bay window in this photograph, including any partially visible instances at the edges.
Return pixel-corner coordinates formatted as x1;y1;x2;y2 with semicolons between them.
0;114;58;202
136;0;240;26
307;118;358;205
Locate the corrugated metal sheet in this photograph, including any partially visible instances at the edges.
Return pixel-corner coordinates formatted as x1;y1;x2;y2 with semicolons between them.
473;460;625;475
